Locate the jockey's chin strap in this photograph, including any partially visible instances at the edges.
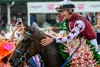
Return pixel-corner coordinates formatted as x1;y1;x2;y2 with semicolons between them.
61;38;82;67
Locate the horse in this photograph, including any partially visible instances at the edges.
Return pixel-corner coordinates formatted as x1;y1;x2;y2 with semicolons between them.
10;23;65;67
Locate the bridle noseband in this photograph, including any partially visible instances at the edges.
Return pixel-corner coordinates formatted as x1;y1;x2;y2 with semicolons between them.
12;30;33;67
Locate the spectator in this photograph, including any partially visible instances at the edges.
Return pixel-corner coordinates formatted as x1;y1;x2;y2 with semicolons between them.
11;15;17;26
0;16;4;27
30;15;36;27
5;19;25;45
2;14;7;26
86;12;95;25
22;13;27;24
93;12;100;46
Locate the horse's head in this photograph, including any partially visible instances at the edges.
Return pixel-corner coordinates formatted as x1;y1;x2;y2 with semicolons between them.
10;23;39;66
11;23;64;67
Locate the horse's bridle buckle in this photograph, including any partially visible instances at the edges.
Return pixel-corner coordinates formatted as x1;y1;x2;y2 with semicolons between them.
20;56;26;62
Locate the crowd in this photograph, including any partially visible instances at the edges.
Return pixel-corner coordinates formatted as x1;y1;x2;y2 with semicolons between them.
0;18;25;66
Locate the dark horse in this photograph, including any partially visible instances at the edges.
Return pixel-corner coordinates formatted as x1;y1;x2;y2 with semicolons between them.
10;23;65;67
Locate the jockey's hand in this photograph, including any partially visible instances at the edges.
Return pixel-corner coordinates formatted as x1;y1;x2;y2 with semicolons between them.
41;36;53;46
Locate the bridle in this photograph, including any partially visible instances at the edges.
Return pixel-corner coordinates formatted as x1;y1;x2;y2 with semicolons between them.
12;28;45;67
11;30;34;67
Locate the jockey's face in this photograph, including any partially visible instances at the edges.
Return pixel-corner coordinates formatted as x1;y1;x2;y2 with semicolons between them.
60;9;72;20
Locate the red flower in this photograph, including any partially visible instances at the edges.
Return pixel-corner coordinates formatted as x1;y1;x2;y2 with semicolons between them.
77;56;81;60
84;58;89;61
85;52;90;56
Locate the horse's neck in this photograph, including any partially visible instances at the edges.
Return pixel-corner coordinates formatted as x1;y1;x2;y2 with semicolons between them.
32;27;45;39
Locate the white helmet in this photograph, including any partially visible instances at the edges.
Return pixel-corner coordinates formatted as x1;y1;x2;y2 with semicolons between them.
56;0;75;12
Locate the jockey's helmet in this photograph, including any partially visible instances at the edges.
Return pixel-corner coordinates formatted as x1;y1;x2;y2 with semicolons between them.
55;0;75;12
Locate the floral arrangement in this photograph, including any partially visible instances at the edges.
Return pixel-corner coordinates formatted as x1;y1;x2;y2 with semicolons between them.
44;29;100;67
64;38;100;67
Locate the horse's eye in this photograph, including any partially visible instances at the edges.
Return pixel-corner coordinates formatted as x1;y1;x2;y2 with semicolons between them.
22;40;27;43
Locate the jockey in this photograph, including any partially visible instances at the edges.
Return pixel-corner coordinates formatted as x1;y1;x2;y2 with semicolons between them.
41;0;100;54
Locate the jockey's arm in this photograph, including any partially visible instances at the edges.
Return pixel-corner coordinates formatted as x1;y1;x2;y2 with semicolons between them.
54;20;85;43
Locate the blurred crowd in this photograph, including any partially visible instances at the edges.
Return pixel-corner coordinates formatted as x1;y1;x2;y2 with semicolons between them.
0;13;27;40
85;12;100;26
0;12;100;43
11;13;27;26
0;13;26;29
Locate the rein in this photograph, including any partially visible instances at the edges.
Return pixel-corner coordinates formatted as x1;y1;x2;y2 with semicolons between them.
31;29;45;67
61;38;82;67
14;48;34;67
14;49;22;54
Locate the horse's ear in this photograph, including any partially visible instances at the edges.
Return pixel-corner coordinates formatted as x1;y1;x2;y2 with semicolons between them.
23;23;33;35
23;23;29;29
22;23;30;30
